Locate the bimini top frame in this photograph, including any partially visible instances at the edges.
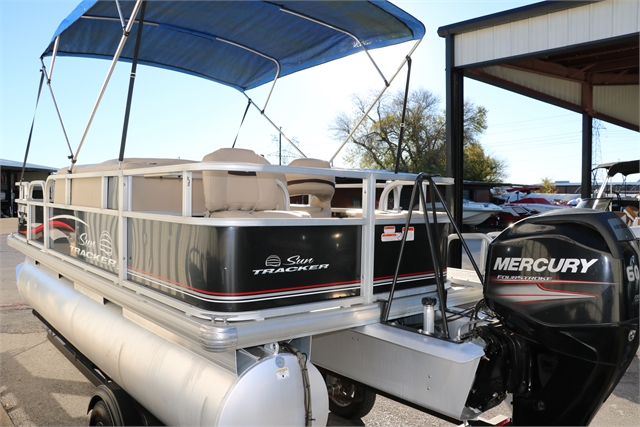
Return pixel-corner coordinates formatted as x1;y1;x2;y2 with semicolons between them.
43;0;424;91
593;159;640;199
38;0;425;170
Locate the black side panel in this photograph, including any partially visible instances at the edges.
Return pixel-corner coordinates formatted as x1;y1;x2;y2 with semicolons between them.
47;208;120;275
127;220;362;311
372;222;450;293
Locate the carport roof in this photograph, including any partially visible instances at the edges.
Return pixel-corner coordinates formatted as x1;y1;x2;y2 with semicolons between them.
0;158;57;172
437;0;639;131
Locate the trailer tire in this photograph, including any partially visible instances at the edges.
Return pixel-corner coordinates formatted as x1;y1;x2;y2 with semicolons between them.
88;383;144;426
326;374;376;419
89;400;116;426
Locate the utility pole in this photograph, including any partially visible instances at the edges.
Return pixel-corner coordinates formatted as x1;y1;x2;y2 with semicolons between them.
279;127;282;165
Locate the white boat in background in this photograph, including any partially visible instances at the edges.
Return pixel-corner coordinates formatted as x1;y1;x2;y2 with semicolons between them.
461;198;502;226
372;185;501;226
591;160;639;206
505;196;571;214
492;203;536;227
578;159;640;237
491;188;571;221
389;198;500;227
486;186;576;227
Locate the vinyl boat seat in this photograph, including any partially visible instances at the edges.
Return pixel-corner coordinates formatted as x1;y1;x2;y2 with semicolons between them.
623;205;639;226
286;158;335;218
202;148;308;218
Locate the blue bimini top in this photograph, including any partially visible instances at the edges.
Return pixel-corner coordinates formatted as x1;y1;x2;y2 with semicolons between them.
42;0;425;92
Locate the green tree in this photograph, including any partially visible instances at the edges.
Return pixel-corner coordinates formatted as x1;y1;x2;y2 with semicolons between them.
332;88;506;182
540;177;557;193
464;142;506;182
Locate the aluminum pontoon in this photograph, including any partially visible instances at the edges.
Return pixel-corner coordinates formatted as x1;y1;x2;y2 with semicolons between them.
9;1;639;426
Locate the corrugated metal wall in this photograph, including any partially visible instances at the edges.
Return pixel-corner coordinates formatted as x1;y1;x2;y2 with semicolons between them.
479;65;582;105
594;85;640;125
452;0;639;128
454;0;639;67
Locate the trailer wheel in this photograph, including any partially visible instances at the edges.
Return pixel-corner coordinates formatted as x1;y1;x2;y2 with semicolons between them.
88;383;143;426
325;374;376;419
89;400;116;426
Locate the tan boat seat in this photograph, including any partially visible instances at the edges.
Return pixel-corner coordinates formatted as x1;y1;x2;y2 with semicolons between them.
202;148;305;218
623;206;639;225
614;211;627;223
286;158;335;218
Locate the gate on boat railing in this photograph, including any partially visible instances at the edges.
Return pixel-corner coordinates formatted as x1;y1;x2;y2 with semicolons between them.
14;161;454;320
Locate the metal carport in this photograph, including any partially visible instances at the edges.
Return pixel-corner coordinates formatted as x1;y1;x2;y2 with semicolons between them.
437;0;639;249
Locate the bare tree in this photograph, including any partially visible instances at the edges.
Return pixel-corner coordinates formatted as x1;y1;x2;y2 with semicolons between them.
332;87;506;181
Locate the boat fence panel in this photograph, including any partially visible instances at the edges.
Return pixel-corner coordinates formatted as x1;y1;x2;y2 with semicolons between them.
48;208;120;275
127;219;362;311
15;160;453;319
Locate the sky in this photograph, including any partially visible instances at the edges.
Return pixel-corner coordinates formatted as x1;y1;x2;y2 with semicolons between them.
1;0;638;185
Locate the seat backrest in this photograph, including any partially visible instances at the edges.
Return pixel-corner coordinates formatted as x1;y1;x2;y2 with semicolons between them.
286;158;335;203
624;205;639;225
202;148;280;213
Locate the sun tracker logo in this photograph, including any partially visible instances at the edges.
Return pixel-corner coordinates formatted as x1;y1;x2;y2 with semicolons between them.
265;255;281;267
100;231;113;256
253;255;329;275
75;230;116;267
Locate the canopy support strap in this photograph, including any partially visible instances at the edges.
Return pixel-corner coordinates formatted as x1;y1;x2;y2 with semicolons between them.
69;0;144;172
243;93;307;158
20;71;46;184
119;0;147;162
41;60;74;161
394;56;412;174
231;99;252;148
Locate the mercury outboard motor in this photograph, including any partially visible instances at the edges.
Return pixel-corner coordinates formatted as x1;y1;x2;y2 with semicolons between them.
468;209;639;426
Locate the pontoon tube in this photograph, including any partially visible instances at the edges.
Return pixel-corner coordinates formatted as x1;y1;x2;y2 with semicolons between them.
16;259;328;426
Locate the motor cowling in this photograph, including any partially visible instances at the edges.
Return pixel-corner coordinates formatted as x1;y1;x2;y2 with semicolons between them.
480;209;639;426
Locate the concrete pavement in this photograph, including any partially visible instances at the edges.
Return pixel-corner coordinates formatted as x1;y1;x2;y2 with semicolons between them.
0;219;18;236
1;405;13;427
1;219;17;427
0;219;93;426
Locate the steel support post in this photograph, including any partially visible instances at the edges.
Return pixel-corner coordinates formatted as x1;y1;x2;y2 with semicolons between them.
445;34;464;268
581;113;593;199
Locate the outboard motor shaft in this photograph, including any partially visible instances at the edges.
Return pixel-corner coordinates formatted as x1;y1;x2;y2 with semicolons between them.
473;209;639;426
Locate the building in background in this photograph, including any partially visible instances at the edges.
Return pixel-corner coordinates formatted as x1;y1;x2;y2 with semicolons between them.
0;159;57;217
